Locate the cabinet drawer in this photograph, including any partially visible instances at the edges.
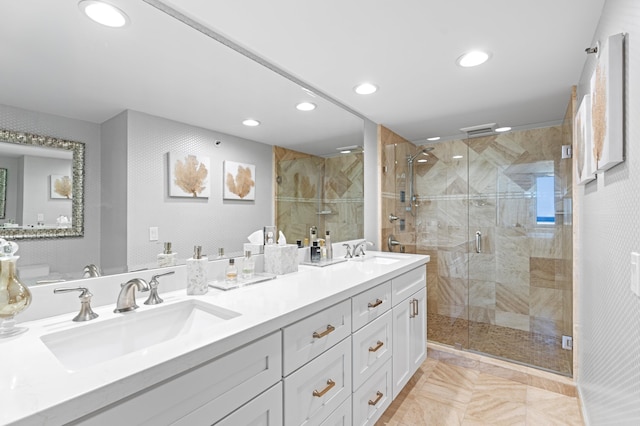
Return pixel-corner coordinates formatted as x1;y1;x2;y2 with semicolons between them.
351;281;391;331
214;382;283;426
283;299;351;376
79;332;282;426
284;337;352;426
320;395;352;426
391;266;426;306
351;310;392;391
352;359;392;426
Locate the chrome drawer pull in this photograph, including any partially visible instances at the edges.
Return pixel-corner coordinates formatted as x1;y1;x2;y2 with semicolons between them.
367;299;383;308
312;379;335;397
368;340;384;352
313;324;336;339
368;391;383;406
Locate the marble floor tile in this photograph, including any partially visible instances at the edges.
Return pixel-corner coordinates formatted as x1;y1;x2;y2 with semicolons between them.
376;354;583;426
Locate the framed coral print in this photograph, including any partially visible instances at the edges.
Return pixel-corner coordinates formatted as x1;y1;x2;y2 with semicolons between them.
575;94;595;185
590;32;624;172
168;152;210;198
50;175;72;199
223;160;256;200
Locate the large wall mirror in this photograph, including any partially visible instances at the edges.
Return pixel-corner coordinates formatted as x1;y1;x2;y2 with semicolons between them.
0;0;364;284
0;130;84;240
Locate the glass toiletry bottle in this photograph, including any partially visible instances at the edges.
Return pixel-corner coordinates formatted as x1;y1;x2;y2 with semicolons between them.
310;241;321;263
157;242;176;267
186;245;208;295
325;231;333;260
225;258;238;284
216;247;225;259
310;226;318;244
242;251;254;280
0;241;32;338
320;240;327;261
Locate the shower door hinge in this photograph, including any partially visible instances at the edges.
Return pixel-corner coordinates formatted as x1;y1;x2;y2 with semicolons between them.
562;335;573;350
561;145;572;159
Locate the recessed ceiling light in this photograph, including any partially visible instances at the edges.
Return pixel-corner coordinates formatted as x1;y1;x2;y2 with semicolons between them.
495;126;512;132
296;102;316;111
242;119;260;127
417;159;428;163
456;50;490;67
354;83;378;95
427;137;440;141
453;155;464;159
79;1;129;28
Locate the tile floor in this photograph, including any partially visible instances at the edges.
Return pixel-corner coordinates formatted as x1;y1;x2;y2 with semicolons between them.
427;313;573;376
376;347;583;426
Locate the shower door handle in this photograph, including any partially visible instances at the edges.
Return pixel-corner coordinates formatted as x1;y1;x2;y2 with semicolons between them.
475;231;482;253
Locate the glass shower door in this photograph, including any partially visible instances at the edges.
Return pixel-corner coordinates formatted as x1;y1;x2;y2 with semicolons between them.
466;129;573;375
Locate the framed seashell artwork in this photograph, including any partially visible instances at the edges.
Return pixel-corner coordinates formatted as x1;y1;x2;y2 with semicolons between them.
168;152;210;198
223;160;256;200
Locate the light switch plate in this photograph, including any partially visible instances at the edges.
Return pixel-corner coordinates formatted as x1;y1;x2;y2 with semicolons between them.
37;213;44;222
631;252;640;297
149;227;159;242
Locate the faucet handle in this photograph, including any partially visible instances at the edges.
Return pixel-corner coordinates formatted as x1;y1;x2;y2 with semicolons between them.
144;271;175;305
342;243;353;259
54;287;99;322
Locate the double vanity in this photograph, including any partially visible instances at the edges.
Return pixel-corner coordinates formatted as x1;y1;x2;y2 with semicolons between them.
2;250;429;426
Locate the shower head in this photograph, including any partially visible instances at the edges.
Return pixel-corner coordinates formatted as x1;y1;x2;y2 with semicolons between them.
408;147;434;163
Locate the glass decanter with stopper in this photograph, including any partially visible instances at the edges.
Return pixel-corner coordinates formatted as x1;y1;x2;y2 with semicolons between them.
0;240;32;338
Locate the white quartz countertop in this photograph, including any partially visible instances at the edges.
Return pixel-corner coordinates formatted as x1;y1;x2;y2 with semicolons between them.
1;251;428;426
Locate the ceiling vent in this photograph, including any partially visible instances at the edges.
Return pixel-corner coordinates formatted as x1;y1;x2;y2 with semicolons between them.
459;123;497;137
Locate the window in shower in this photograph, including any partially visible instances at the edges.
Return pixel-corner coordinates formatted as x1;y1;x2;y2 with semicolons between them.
536;175;555;224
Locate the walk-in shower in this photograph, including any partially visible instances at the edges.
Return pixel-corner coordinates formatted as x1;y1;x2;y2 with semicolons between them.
381;121;574;376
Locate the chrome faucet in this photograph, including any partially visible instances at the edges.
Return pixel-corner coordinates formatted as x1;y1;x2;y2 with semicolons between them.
114;278;150;313
353;240;374;257
83;264;101;278
53;287;99;322
343;243;354;259
144;271;175;305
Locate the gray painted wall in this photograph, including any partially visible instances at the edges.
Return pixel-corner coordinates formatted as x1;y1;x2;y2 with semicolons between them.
0;157;19;222
0;104;101;274
125;110;274;270
20;156;72;226
576;0;640;423
100;111;128;274
363;117;380;248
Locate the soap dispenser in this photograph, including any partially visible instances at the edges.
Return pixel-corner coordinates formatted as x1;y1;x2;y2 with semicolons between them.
157;242;177;267
186;245;208;295
242;251;254;280
325;231;333;260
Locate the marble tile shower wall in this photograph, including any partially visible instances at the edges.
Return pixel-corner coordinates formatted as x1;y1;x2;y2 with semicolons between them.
274;146;363;243
414;125;573;340
379;125;418;253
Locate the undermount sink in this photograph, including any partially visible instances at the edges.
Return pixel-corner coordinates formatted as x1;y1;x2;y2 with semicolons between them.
41;300;241;371
350;254;402;265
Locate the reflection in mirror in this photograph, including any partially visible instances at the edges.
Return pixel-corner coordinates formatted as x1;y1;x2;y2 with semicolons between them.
0;0;363;285
0;129;84;240
275;146;363;244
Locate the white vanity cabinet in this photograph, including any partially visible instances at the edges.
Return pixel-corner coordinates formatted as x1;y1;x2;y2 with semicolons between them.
215;382;283;426
391;283;427;399
282;299;352;425
74;332;282;426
